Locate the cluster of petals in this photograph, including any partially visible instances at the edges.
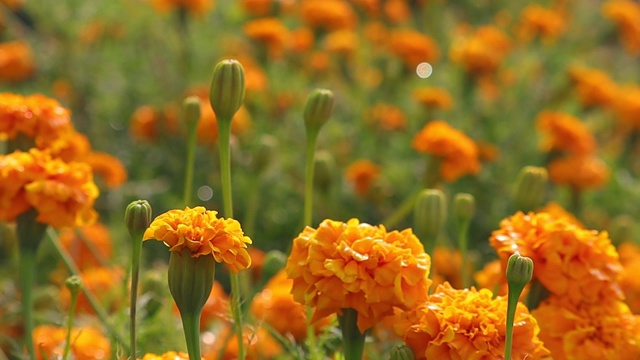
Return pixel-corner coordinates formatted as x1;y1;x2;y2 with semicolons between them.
517;4;566;43
411;120;480;182
536;110;597;155
449;25;511;76
285;218;431;332
602;0;640;55
0;149;99;228
489;211;623;305
568;66;619;109
139;351;190;360
394;282;550;360
143;206;252;273
548;154;610;190
533;295;640;360
299;0;357;31
345;159;381;197
388;29;440;69
33;325;111;360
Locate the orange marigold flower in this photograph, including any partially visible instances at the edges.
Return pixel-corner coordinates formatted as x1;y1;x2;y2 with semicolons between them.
490;211;623;305
0;41;35;83
0;150;33;221
613;84;640;131
618;242;640;313
548;154;610;190
539;201;584;228
345;159;381;197
569;66;618;109
411;120;481;182
532;295;640;360
202;323;283;360
412;87;454;111
450;25;511;76
0;92;72;145
150;0;214;16
33;325;111;360
388;29;440;69
517;4;566;43
82;151;127;189
300;0;357;31
59;223;113;270
431;247;464;289
143;206;252;273
139;351;190;360
602;0;640;55
536;110;597;155
474;259;509;296
60;266;124;314
384;0;410;24
285;218;431;332
46;130;92;162
243;18;291;59
366;103;406;131
323;29;358;57
196;102;252;145
251;270;333;341
394;282;550;360
240;0;274;16
289;27;315;54
129;105;158;142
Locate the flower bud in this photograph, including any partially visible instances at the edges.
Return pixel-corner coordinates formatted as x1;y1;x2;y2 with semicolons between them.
453;193;475;225
168;248;215;316
125;200;152;240
65;275;82;297
303;89;334;133
313;150;336;194
389;345;415;360
253;135;278;176
506;253;534;291
209;59;245;122
513;166;548;213
414;189;447;251
182;96;201;130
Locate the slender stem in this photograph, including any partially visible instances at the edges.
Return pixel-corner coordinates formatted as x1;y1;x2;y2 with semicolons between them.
505;292;518;360
180;311;202;360
19;248;36;359
74;228;109;268
458;222;470;288
305;305;320;360
338;308;366;360
62;291;79;360
229;273;245;360
303;132;319;227
382;188;421;229
129;236;143;359
183;124;198;207
218;119;233;218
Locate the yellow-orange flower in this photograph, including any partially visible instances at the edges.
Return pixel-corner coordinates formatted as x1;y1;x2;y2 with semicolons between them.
251;270;333;341
618;242;640;313
139;352;190;360
536;110;597;155
60;266;124;314
602;0;640;55
517;5;566;43
450;25;511;76
613;84;640;131
46;130;92;162
366;103;406;131
150;0;214;16
202;323;283;360
243;18;290;58
532;295;640;360
539;201;584;228
143;206;252;273
345;159;381;197
0;41;35;83
59;223;113;270
490;211;623;305
411;120;480;182
474;259;509;296
394;282;550;360
569;66;619;109
548;154;610;190
300;0;357;31
0;150;33;221
430;247;464;289
412;87;454;110
33;325;111;360
384;0;410;24
388;29;440;69
82;151;127;189
323;29;358;56
129;105;158;142
285;218;431;332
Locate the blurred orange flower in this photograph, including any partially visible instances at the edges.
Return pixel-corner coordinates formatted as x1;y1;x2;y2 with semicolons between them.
411;120;481;182
517;4;566;43
613;84;640;131
536;110;597;155
539;201;584;228
129;105;158;142
285;218;431;332
474;259;508;296
548;154;610;190
602;0;640;55
202;323;283;360
60;266;124;314
244;18;291;58
143;206;252;273
300;0;357;31
324;29;358;56
33;325;111;360
490;211;623;305
82;151;127;189
139;351;190;360
150;0;214;16
568;66;619;109
430;247;464;289
384;0;410;24
412;87;454;111
367;103;406;131
59;223;113;270
196;102;252;145
394;282;550;360
46;130;92;162
289;27;315;54
388;29;440;69
345;159;380;197
532;295;640;360
450;25;511;76
0;41;35;83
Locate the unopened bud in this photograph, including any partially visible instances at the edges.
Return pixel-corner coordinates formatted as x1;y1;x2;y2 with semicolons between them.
414;189;447;251
210;59;245;122
65;275;82;296
506;253;534;291
453;193;475;225
125;200;152;240
182;96;201;130
303;89;334;133
513;166;548;213
313;150;336;194
389;344;415;360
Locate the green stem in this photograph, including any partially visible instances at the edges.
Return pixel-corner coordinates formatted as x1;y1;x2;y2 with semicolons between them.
229;273;245;360
382;188;421;229
183;123;198;207
304;131;319;227
129;235;143;359
218;119;233;218
505;290;519;360
305;305;320;360
62;290;79;360
338;308;366;360
181;312;202;360
458;222;470;288
19;248;36;360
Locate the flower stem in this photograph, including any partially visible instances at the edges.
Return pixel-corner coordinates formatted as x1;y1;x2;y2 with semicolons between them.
183;121;198;207
180;312;202;360
129;236;142;359
458;222;470;288
62;288;79;360
18;248;36;359
338;308;366;360
229;272;245;360
505;291;517;360
304;130;319;227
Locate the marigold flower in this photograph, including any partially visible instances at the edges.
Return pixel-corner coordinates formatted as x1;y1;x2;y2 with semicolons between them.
59;223;113;270
243;18;290;58
539;201;584;228
517;5;566;43
384;0;410;24
202;323;283;360
532;295;640;360
0;41;35;83
139;351;190;360
143;206;252;273
490;211;623;305
345;159;381;197
548;154;610;190
46;130;92;162
536;110;596;155
300;0;357;31
285;218;431;332
412;87;454;110
568;66;618;109
196;102;252;145
431;247;463;289
613;84;640;131
33;325;111;360
129;105;159;142
618;242;640;313
388;29;440;69
450;25;511;76
289;27;315;54
150;0;214;16
0;93;72;145
602;0;640;55
411;120;480;182
394;282;550;360
323;29;358;56
82;151;127;188
0;150;33;221
60;266;124;314
474;259;508;295
366;103;406;131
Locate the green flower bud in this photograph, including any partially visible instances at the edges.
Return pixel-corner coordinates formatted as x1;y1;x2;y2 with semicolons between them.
453;193;475;225
253;135;278;176
506;253;534;291
209;59;245;122
65;275;82;297
168;248;215;317
313;150;336;194
182;96;201;130
303;89;334;133
513;166;548;213
389;345;415;360
414;189;447;251
125;200;152;240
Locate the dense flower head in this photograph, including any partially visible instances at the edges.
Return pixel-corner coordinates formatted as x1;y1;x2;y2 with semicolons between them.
539;201;584;228
0;150;33;220
490;211;623;305
82;151;127;189
613;84;640;131
300;0;357;31
548;154;610;190
243;18;291;58
59;223;113;270
33;325;111;360
602;0;640;55
388;29;440;69
536;110;597;155
150;0;214;16
532;295;640;360
143;206;252;272
345;159;381;197
517;4;566;43
202;323;283;360
285;218;431;332
618;242;640;313
60;266;124;314
394;282;550;360
412;87;454;110
569;66;619;109
139;351;190;360
0;41;35;83
411;120;480;182
250;269;333;341
366;103;406;131
450;25;511;76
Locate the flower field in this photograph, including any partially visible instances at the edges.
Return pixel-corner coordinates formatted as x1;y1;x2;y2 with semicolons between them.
1;0;640;359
